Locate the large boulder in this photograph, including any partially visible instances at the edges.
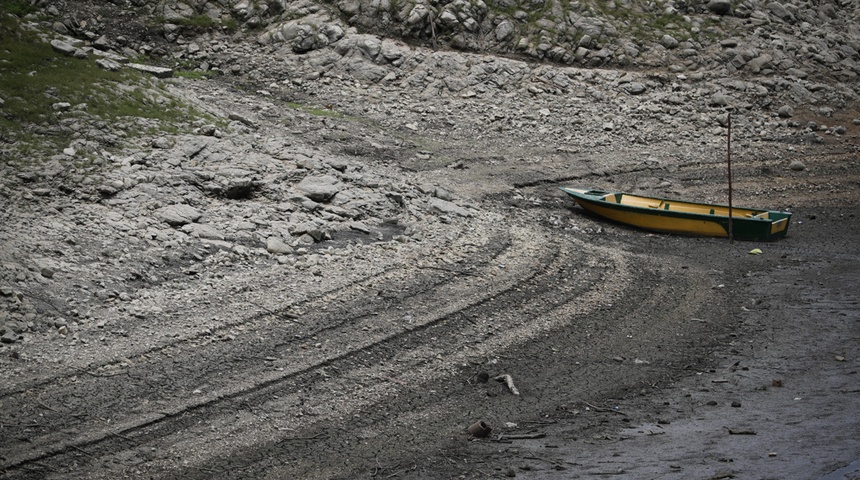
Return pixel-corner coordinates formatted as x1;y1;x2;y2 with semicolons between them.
707;0;733;15
157;204;202;226
296;175;342;202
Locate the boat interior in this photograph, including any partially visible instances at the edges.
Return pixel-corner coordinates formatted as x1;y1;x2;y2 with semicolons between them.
603;193;769;218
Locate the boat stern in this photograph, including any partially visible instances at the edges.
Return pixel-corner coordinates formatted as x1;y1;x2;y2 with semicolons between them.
768;212;792;238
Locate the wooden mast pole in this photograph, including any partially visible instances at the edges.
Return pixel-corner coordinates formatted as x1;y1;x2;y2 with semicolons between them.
727;112;734;242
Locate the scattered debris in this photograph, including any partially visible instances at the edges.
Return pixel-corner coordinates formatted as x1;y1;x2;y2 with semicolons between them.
467;420;492;438
494;374;520;395
496;432;546;441
583;401;627;415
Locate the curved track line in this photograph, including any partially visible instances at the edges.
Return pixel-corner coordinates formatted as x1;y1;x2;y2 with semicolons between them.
0;227;554;474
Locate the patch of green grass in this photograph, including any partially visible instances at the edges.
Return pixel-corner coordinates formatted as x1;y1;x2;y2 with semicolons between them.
488;3;520;18
0;15;218;162
649;12;690;37
526;3;558;23
1;0;38;16
693;17;723;41
389;0;403;16
172;14;218;29
579;0;696;43
221;17;239;32
286;102;343;118
175;69;219;80
157;13;239;33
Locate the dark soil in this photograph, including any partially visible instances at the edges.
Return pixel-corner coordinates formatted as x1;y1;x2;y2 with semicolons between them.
2;121;858;479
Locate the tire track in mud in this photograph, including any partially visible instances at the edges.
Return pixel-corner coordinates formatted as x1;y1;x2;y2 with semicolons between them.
0;254;479;399
0;224;639;480
2;193;731;479
0;232;510;472
0;226;516;398
162;231;709;480
168;146;860;480
0;226;555;474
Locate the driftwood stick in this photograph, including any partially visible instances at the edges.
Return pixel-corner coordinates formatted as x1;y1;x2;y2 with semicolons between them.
37;397;58;412
379;375;408;385
22;462;58;473
109;431;139;444
279;432;327;443
494;374;520;395
2;423;44;428
705;474;736;480
70;444;95;457
726;428;756;435
498;433;546;440
188;465;223;474
249;302;302;323
70;365;126;378
583;401;627;415
429;11;438;50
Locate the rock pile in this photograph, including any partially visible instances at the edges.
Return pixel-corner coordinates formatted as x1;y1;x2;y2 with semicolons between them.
0;78;485;346
31;0;860;129
35;0;860;80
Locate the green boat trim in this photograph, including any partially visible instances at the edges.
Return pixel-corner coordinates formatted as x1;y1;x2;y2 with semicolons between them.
560;187;792;242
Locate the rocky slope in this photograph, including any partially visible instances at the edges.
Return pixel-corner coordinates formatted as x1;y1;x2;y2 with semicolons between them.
1;0;860;479
37;0;860;80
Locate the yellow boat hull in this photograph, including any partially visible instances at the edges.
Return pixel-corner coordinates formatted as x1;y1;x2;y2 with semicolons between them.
560;188;791;241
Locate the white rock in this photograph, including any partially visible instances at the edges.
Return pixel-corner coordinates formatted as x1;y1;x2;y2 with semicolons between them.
182;223;225;240
296;175;342;202
266;237;294;255
127;63;173;78
158;204;202;226
428;198;472;218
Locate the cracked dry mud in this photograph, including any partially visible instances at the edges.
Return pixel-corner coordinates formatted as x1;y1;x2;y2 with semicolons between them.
2;77;859;480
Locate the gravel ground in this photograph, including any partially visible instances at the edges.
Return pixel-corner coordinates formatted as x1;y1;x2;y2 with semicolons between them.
2;26;860;479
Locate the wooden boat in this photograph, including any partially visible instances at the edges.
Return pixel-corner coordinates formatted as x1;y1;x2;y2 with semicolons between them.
559;187;792;241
